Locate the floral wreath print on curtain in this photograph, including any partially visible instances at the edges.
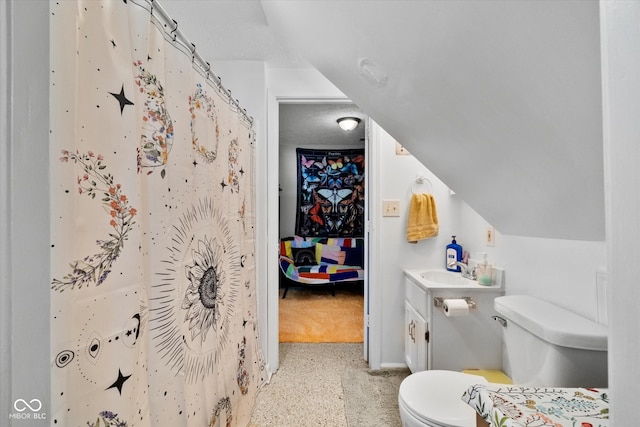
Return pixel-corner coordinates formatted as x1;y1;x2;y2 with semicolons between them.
189;82;220;164
237;336;250;395
134;60;174;178
86;410;127;427
226;138;241;193
210;397;233;427
51;150;137;291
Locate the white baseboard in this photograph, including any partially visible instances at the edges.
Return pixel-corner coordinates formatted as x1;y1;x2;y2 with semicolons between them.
379;362;408;370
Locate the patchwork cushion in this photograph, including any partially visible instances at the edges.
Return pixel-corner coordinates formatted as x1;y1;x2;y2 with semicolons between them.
315;243;346;265
296;265;363;283
305;236;329;245
341;245;364;267
326;237;362;248
280;237;314;258
279;237;365;285
292;246;317;266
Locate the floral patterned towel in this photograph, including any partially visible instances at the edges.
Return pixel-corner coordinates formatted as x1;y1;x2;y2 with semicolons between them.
462;384;609;427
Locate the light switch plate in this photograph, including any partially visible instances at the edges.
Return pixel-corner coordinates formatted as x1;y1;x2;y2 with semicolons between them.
382;199;401;217
485;226;495;246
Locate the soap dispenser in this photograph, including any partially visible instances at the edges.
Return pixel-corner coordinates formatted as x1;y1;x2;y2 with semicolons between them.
476;252;494;286
446;236;463;272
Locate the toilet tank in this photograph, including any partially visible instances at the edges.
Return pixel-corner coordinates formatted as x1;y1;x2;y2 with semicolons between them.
494;295;608;388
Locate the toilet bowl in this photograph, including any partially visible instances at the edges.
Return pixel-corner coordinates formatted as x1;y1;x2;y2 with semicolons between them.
398;295;608;426
398;370;487;427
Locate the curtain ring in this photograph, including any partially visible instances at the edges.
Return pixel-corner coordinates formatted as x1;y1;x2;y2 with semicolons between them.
170;20;178;43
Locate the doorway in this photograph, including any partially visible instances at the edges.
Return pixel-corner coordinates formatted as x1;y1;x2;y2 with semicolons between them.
278;102;366;344
265;94;372;372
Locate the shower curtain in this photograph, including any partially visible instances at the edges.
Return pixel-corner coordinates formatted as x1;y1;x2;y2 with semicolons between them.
49;1;264;425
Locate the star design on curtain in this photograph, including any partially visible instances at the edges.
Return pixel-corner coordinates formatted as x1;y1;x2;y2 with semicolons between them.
106;369;131;395
109;84;134;115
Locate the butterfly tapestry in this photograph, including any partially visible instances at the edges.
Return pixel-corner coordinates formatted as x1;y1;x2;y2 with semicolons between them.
295;148;365;237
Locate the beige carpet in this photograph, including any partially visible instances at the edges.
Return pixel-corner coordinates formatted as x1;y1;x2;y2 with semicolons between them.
342;368;411;427
279;285;364;343
250;343;368;426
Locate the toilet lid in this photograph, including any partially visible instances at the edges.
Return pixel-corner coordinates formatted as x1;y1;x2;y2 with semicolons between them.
399;370;488;427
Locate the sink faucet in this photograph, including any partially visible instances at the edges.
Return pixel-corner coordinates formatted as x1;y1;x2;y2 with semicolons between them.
447;261;476;280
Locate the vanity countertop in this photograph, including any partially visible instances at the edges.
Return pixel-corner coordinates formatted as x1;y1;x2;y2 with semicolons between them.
404;269;504;292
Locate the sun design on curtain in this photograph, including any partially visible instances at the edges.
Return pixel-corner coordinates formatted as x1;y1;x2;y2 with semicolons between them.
183;235;226;341
151;198;240;382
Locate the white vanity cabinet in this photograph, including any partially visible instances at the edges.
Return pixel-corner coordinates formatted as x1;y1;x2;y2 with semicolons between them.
404;275;431;373
404;270;504;373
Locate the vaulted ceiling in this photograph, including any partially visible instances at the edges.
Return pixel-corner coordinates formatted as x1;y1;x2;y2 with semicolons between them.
161;0;605;241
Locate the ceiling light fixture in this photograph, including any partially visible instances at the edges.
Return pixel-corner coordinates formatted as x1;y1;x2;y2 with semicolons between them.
337;117;361;131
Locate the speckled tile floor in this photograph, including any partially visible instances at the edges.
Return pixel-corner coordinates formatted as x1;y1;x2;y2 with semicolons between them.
249;343;367;426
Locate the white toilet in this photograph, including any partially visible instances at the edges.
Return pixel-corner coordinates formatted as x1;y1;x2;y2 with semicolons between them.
398;295;608;427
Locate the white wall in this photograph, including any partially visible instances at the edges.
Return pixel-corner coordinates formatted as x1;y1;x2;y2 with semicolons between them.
209;60;270;362
373;124;607;365
1;1;50;424
267;68;343;95
372;125;464;364
278;145;299;238
460;204;607;321
600;1;640;422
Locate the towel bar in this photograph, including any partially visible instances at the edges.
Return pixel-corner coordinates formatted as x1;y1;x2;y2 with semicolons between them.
411;174;433;194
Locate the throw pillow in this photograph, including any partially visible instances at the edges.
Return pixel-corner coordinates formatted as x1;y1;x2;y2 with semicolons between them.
292;246;317;266
341;245;364;267
316;243;346;265
281;238;314;258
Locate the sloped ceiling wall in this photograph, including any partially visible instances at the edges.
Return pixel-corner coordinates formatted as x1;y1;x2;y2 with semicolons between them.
262;0;605;241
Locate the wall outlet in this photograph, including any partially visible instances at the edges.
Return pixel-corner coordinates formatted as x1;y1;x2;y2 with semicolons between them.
485;226;495;246
382;199;401;217
395;142;411;155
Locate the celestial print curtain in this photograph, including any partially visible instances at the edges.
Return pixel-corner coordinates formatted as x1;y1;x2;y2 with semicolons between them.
49;1;264;426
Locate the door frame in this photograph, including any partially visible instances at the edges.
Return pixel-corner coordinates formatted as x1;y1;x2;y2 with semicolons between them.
265;89;378;372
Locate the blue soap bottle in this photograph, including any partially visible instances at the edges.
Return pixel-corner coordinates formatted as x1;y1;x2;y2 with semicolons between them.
446;236;463;272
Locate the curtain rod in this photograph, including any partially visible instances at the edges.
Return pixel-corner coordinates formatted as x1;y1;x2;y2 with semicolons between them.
131;0;254;127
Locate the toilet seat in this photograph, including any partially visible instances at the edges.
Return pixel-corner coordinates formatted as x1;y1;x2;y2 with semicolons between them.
398;370;488;427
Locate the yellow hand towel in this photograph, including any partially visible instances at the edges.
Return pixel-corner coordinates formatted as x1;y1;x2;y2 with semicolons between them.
406;193;439;243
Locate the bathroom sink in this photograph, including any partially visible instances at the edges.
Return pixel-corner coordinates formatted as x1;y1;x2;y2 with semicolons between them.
419;270;477;287
405;268;503;291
